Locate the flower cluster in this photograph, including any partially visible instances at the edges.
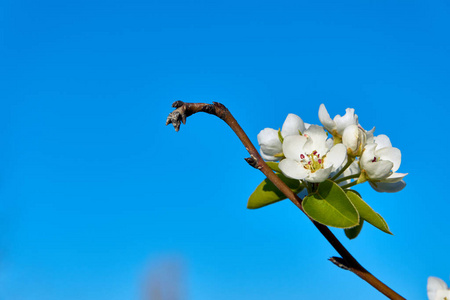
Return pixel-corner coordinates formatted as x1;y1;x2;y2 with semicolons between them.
257;104;407;193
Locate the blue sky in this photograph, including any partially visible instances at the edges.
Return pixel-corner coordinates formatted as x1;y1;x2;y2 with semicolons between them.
1;0;449;299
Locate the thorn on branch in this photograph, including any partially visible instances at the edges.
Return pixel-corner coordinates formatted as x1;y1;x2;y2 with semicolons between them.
329;257;350;270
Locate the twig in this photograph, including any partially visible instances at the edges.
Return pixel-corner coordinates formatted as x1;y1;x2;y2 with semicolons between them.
166;101;405;300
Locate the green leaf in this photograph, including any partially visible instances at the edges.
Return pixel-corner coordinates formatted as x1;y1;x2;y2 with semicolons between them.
247;173;302;209
302;180;359;228
345;221;364;239
347;189;362;198
376;213;389;229
346;190;392;235
266;162;282;173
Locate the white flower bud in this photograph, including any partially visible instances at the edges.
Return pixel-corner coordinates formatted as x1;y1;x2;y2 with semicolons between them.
257;128;282;161
281;113;305;137
342;125;366;156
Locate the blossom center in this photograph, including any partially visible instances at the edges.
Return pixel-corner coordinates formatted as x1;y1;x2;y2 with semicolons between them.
300;150;325;173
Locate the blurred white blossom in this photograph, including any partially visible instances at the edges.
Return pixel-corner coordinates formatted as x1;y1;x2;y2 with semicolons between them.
428;276;450;300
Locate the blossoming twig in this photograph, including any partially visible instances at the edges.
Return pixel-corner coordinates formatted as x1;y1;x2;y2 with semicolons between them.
166;101;405;300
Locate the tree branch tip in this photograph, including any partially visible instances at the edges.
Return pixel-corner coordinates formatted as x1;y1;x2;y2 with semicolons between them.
172;100;184;108
329;257;350;270
166;111;182;131
166;102;190;132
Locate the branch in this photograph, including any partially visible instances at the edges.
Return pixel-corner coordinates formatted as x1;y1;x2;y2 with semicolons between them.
166;101;405;300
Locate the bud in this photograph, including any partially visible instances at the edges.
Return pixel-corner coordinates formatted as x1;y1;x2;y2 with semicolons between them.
342;125;366;157
257;128;282;161
281;113;305;137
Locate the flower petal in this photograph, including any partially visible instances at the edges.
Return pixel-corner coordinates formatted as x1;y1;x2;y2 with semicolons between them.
369;180;406;193
334;108;358;135
383;172;408;183
342;124;366;156
428;277;448;300
365;126;376;144
318;104;335;132
306;166;333;183
360;143;377;168
282;135;307;160
324;143;347;171
364;160;393;180
374;134;392;150
304;125;327;142
302;136;314;154
257;128;281;154
342;125;360;152
376;147;401;172
260;152;280;161
428;276;448;291
304;125;328;153
281;113;305;137
436;289;450;300
325;138;334;149
279;158;309;180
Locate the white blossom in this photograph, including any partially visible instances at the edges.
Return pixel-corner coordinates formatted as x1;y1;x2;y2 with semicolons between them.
257;113;305;161
359;136;407;193
279;125;347;183
428;277;450;300
318;104;359;136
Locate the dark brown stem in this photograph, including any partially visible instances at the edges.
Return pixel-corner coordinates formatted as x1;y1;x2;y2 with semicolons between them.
166;101;405;300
